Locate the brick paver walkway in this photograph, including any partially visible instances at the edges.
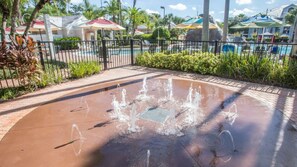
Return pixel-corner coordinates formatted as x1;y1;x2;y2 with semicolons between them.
0;66;296;141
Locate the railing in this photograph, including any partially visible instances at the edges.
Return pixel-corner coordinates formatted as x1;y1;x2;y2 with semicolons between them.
1;39;296;89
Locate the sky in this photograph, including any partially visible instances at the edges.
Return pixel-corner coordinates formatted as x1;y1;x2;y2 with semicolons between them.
71;0;297;22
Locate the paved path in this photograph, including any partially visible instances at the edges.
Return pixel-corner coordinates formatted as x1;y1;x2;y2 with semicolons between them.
0;66;296;141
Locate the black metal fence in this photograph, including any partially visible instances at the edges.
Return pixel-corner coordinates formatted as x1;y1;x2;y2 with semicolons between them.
1;39;296;89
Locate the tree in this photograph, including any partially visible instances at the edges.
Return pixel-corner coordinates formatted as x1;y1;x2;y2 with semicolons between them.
171;16;185;25
152;27;170;39
69;3;84;15
228;14;248;34
0;1;11;41
285;8;297;25
125;7;145;37
23;0;51;37
104;0;120;23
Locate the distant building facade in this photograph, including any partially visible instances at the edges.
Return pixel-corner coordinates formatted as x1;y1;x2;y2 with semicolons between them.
244;4;296;39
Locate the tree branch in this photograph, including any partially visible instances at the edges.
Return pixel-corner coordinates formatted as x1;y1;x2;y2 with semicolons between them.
23;0;50;37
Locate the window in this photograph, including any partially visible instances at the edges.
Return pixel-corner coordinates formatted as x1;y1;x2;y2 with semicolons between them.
288;7;295;13
283;27;290;34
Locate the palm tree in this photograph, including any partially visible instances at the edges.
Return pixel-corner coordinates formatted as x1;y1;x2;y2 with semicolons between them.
133;0;137;8
104;0;120;23
126;7;145;37
82;0;103;20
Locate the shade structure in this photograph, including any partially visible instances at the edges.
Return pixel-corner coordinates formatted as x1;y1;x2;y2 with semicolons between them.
22;20;61;32
175;18;217;29
185;22;217;29
241;14;284;28
5;27;26;35
80;18;125;31
230;22;262;29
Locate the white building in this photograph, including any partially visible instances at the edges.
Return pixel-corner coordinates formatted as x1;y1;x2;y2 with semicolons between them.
246;4;295;39
46;15;89;41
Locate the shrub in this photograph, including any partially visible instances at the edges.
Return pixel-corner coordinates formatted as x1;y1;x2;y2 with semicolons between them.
152;27;170;40
136;52;297;89
69;61;101;79
134;34;153;41
38;66;63;88
54;37;81;50
0;36;42;86
0;86;28;100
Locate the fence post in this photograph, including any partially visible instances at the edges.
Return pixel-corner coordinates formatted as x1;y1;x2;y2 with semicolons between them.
214;40;219;55
140;39;143;55
37;41;46;72
130;39;134;65
102;39;108;70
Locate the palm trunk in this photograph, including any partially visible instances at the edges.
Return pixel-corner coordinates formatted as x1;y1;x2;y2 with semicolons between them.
222;0;230;42
23;0;50;37
118;0;123;40
10;0;21;38
202;0;210;52
0;4;10;42
292;14;297;56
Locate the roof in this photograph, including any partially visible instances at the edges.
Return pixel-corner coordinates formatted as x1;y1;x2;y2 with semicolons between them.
268;4;296;18
62;15;83;27
86;18;117;25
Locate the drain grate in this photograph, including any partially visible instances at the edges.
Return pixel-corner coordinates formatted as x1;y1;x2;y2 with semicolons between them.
140;108;171;123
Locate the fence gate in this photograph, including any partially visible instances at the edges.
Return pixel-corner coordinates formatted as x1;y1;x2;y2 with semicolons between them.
100;39;139;69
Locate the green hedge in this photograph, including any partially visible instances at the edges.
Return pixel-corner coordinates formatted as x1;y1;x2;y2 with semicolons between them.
54;37;81;50
69;61;101;79
136;52;297;89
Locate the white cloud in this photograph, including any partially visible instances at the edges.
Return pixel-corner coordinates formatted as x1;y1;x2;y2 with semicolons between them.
210;11;215;15
71;0;83;4
235;0;252;5
219;11;225;14
230;8;255;16
192;7;197;11
266;0;275;4
169;3;187;11
145;9;160;15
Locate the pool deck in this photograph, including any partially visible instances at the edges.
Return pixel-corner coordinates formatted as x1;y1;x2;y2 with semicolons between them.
0;66;296;141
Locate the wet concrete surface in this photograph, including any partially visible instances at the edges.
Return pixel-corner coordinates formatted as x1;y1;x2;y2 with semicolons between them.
0;78;296;167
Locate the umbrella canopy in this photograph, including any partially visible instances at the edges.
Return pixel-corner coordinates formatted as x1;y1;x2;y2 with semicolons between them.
80;18;125;31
